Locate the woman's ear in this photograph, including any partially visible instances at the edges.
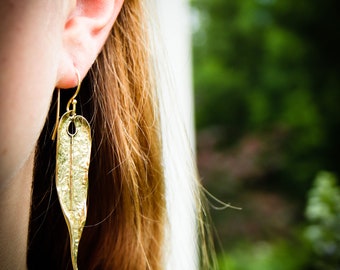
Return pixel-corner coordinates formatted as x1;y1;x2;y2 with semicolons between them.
56;0;124;88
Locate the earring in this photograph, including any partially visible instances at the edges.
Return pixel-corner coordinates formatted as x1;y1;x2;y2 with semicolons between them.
52;69;91;270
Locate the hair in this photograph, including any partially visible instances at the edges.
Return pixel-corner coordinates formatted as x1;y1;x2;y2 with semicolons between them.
27;1;166;269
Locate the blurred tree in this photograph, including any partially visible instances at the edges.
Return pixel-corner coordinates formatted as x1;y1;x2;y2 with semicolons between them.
192;0;340;268
192;0;340;198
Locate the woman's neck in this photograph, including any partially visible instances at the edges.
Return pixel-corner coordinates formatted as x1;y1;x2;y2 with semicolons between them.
0;153;34;270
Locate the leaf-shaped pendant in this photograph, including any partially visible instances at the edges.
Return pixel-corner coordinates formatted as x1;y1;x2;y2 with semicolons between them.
56;111;91;270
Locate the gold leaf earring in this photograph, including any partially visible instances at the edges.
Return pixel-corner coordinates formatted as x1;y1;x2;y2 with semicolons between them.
52;69;91;270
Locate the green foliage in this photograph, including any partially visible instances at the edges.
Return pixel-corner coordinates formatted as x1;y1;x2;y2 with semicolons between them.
304;172;340;268
192;0;340;194
217;240;310;270
192;0;340;269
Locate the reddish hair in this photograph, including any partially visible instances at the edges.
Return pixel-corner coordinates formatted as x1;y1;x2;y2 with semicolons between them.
28;1;165;269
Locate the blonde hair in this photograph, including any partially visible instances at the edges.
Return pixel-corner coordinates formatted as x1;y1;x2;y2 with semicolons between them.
28;1;165;269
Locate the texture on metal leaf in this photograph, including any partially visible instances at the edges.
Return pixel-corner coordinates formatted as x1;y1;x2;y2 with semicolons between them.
56;111;91;270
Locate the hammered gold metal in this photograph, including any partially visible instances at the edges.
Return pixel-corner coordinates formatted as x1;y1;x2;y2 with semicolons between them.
56;111;91;270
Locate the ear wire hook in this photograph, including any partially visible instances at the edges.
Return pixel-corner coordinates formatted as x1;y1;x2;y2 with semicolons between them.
51;89;61;141
52;69;81;140
66;69;82;115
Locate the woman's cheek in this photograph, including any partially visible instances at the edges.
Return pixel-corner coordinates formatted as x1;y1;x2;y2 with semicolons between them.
0;1;64;183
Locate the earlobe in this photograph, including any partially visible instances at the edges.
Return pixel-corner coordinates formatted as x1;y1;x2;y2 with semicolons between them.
56;0;124;88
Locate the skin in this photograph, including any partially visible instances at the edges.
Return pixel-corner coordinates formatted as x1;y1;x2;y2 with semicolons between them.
0;0;123;268
0;2;70;269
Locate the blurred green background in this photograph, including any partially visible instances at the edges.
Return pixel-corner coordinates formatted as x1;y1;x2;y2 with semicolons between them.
191;0;340;269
